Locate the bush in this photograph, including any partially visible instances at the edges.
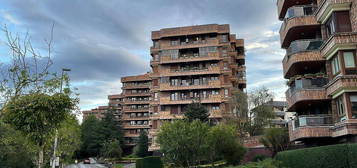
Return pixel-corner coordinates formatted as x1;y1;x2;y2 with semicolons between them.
276;143;357;168
252;154;269;162
136;156;163;168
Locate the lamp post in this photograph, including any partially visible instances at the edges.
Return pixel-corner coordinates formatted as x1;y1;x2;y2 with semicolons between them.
52;68;71;168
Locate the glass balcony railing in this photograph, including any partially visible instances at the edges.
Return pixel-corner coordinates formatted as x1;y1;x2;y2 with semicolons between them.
288;77;328;95
285;5;317;19
287;39;323;57
293;115;333;128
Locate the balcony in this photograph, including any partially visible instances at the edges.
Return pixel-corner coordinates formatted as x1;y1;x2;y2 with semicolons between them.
160;66;221;77
123;124;150;129
160;94;223;105
151;38;219;51
159;52;221;64
326;75;357;97
289;115;333;141
286;77;329;110
122;83;150;89
123;107;150;112
124;100;150;105
277;0;314;20
151;24;229;40
316;0;353;23
160;80;221;91
236;39;244;47
122;116;149;121
280;5;320;48
123;92;151;97
320;33;357;59
283;39;325;78
124;132;140;138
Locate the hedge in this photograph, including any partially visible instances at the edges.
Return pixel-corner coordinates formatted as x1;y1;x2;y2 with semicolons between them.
276;143;357;168
136;156;163;168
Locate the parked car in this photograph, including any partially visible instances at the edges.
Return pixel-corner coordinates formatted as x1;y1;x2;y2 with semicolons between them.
83;159;90;164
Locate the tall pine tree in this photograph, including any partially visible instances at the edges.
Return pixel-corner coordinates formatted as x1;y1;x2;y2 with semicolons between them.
184;102;210;122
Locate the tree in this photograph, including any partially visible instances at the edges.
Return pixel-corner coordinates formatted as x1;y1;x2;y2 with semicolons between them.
207;124;246;166
157;120;210;168
227;87;275;137
0;122;36;168
100;111;123;144
134;131;149;157
2;93;76;168
44;114;81;165
260;128;290;156
184;102;210;122
78;115;103;158
100;140;122;159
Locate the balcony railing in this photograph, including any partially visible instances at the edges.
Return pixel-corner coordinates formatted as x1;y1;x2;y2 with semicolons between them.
286;39;323;58
285;5;317;19
293;115;333;128
288;77;328;95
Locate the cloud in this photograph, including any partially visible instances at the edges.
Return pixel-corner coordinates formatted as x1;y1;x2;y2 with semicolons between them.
0;0;286;110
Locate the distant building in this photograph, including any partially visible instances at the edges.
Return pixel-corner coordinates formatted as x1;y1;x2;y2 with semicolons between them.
82;106;109;120
266;100;295;128
148;24;246;151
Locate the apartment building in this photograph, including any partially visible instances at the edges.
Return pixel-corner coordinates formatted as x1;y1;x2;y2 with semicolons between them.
82;94;123;121
82;106;109;120
267;101;290;127
277;0;357;144
148;24;246;151
121;74;151;147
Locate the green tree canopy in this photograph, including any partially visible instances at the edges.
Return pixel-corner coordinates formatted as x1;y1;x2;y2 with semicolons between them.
78;115;103;158
134;131;149;157
184;102;210;122
260;128;290;156
100;139;122;159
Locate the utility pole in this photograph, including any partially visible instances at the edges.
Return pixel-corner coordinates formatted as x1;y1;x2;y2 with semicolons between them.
51;68;71;168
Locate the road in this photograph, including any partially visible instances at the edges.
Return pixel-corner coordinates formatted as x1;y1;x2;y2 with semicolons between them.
65;158;108;168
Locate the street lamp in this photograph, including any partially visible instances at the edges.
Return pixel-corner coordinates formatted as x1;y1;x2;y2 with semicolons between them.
52;68;71;168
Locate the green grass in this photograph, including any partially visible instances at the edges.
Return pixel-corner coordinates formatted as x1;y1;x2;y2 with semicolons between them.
114;164;124;168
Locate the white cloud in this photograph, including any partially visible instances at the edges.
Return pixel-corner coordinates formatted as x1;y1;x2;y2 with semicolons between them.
246;42;269;50
1;10;21;25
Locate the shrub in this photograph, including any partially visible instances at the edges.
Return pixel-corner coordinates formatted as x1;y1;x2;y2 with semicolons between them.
252;154;269;162
276;143;357;168
136;156;163;168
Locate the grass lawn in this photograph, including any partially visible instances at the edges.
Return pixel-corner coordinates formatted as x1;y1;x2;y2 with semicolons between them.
114;164;124;168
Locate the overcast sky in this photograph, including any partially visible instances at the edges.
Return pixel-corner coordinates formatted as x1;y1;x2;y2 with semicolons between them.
0;0;286;112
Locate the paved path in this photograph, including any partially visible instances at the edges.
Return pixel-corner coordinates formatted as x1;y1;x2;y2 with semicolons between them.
65;163;107;168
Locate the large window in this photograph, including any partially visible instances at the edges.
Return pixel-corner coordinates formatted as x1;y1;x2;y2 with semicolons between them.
350;95;357;119
331;55;340;75
325;11;352;38
343;51;356;68
337;96;345;118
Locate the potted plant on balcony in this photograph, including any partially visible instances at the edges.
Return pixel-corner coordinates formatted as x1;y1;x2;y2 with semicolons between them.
287;77;295;86
304;73;314;79
295;75;303;80
316;72;325;78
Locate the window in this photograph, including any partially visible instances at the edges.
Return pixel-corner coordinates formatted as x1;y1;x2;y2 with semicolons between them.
212;106;220;110
212;90;219;95
171;40;179;46
221;35;228;43
154;92;158;101
224;89;229;98
153;41;160;48
337;96;345;117
331;55;340;75
343;51;356;68
350;95;357;119
325;11;352;38
223;62;228;70
171;79;179;86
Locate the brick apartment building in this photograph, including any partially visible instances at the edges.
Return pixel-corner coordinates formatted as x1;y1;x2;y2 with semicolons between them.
121;74;151;146
278;0;357;145
148;24;246;151
82;94;123;121
82;24;246;151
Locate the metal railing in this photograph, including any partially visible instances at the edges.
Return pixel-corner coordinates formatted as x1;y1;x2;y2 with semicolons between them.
285;5;317;19
288;77;328;95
